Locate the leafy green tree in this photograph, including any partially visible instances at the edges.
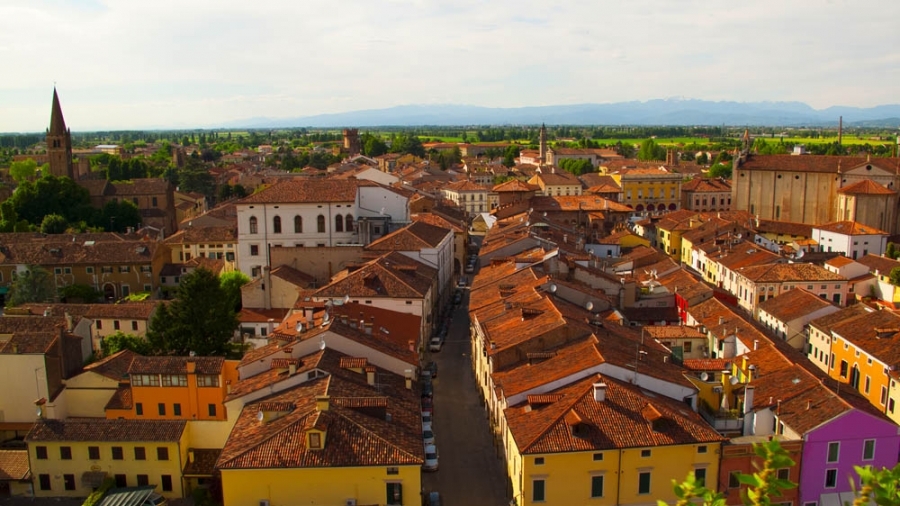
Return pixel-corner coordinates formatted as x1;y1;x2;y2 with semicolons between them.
10;174;93;226
40;214;68;234
885;243;899;260
9;158;37;182
59;284;102;303
101;331;152;356
559;158;594;176
853;464;900;506
0;200;30;232
889;267;900;287
220;270;251;310
147;268;238;356
390;133;425;157
708;163;733;179
696;153;709;165
7;266;55;308
99;200;141;232
638;138;667;161
361;133;388;157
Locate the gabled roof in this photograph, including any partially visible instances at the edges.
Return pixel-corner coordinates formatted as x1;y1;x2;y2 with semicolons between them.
738;154;870;173
505;374;724;455
808;304;874;334
529;171;582;187
757;288;835;322
83;349;138;381
365;221;451;251
411;213;465;233
814;221;888;236
0;450;29;481
164;226;237;245
737;263;845;283
239;179;360;204
493;179;539;192
492;336;604;398
270;265;317;287
837;179;896;195
314;252;435;299
84;302;157;320
26;419;186;442
128;356;225;376
444;180;487;192
856;254;900;276
218;348;423;470
681;178;731;193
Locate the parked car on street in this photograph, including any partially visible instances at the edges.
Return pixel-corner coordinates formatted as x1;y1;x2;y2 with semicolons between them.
423;444;439;471
426;491;441;506
423;427;436;445
421;395;434;415
453;290;463;305
429;336;442;352
425;361;438;379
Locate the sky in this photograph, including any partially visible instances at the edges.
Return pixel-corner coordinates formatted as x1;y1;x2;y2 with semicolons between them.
2;0;899;131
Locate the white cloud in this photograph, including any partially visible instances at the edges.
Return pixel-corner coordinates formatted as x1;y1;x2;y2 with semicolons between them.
1;0;898;130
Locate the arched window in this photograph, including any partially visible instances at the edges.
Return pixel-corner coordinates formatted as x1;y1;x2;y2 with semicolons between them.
345;214;353;231
272;216;282;234
249;216;258;234
294;215;303;233
335;214;344;232
317;214;325;233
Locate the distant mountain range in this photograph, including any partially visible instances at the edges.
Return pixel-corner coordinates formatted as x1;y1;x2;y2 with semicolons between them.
219;99;900;129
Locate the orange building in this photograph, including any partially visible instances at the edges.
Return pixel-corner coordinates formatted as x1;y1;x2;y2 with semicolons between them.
106;356;239;421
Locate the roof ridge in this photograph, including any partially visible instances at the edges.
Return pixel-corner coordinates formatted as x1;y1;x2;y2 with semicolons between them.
521;375;599;452
328;405;423;463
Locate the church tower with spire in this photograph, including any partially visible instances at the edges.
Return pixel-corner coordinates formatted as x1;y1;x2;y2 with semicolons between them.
538;123;547;167
46;88;74;179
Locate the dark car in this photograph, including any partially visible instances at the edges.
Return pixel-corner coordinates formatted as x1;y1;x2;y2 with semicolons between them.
426;491;441;506
425;361;438;379
421;381;433;398
453;290;463;305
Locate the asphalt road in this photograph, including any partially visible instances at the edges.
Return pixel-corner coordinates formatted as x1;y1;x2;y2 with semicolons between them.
421;289;508;506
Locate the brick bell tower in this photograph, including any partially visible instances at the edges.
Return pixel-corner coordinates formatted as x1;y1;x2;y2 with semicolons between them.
46;87;74;179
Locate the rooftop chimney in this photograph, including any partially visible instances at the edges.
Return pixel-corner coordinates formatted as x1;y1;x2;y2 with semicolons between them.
718;316;724;326
592;382;607;402
289;362;297;376
366;366;376;386
364;323;373;335
315;395;330;412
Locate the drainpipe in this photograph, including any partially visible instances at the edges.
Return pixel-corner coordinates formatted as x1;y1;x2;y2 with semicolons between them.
328;203;333;246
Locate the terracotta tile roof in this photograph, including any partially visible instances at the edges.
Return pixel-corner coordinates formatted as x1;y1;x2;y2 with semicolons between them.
314;252;435;300
492;179;539;192
809;304;873;334
0;236;161;266
411;213;464;233
0;332;59;354
492;336;604;398
80;179;110;197
505;374;724;455
11;303;93;319
271;265;316;287
218;349;424;470
238;308;290;324
104;385;133;410
164;226;237;245
829;309;900;365
825;256;855;267
837;179;896;195
228;349;326;400
84;302;157;320
531;195;631;213
84;349;138;381
529;171;582;187
0;450;30;480
469;267;547;311
857;254;900;276
710;242;781;271
239;179;360;204
814;221;888;236
128;356;225;375
688;297;769;351
656;268;714;302
683;358;730;371
26;418;186;442
365;221;451;251
682;177;732;193
579;173;620;189
183;449;221;477
738;154;870;173
753;219;813;238
737;262;845;282
444;180;488;192
643;326;705;340
757;288;834;322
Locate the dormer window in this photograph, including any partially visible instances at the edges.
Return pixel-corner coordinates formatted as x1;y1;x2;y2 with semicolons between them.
307;429;325;450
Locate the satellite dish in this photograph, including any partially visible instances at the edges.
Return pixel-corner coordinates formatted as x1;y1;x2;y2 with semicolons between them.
323;312;330;324
700;372;710;381
730;376;740;386
585;301;594;311
319;337;326;350
256;410;264;422
549;284;557;293
295;322;304;333
343;295;350;304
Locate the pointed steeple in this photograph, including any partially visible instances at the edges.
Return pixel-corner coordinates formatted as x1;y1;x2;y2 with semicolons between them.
49;87;67;135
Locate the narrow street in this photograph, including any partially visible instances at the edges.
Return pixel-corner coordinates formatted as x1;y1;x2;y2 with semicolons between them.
421;288;508;506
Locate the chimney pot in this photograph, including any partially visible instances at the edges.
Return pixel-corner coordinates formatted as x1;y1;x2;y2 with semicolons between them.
367;369;375;386
315;395;330;412
364;323;373;335
593;382;608;402
289;362;297;376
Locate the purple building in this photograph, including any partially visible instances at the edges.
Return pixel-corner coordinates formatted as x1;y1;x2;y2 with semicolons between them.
743;364;900;506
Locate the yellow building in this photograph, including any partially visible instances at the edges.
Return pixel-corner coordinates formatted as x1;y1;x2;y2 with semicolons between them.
609;167;684;214
217;348;424;506
162;225;237;269
25;418;188;498
503;374;724;506
527;171;583;197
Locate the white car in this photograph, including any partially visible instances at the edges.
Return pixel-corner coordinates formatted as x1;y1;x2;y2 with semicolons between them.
424;444;439;471
423;427;436;445
422;412;433;428
429;337;442;352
